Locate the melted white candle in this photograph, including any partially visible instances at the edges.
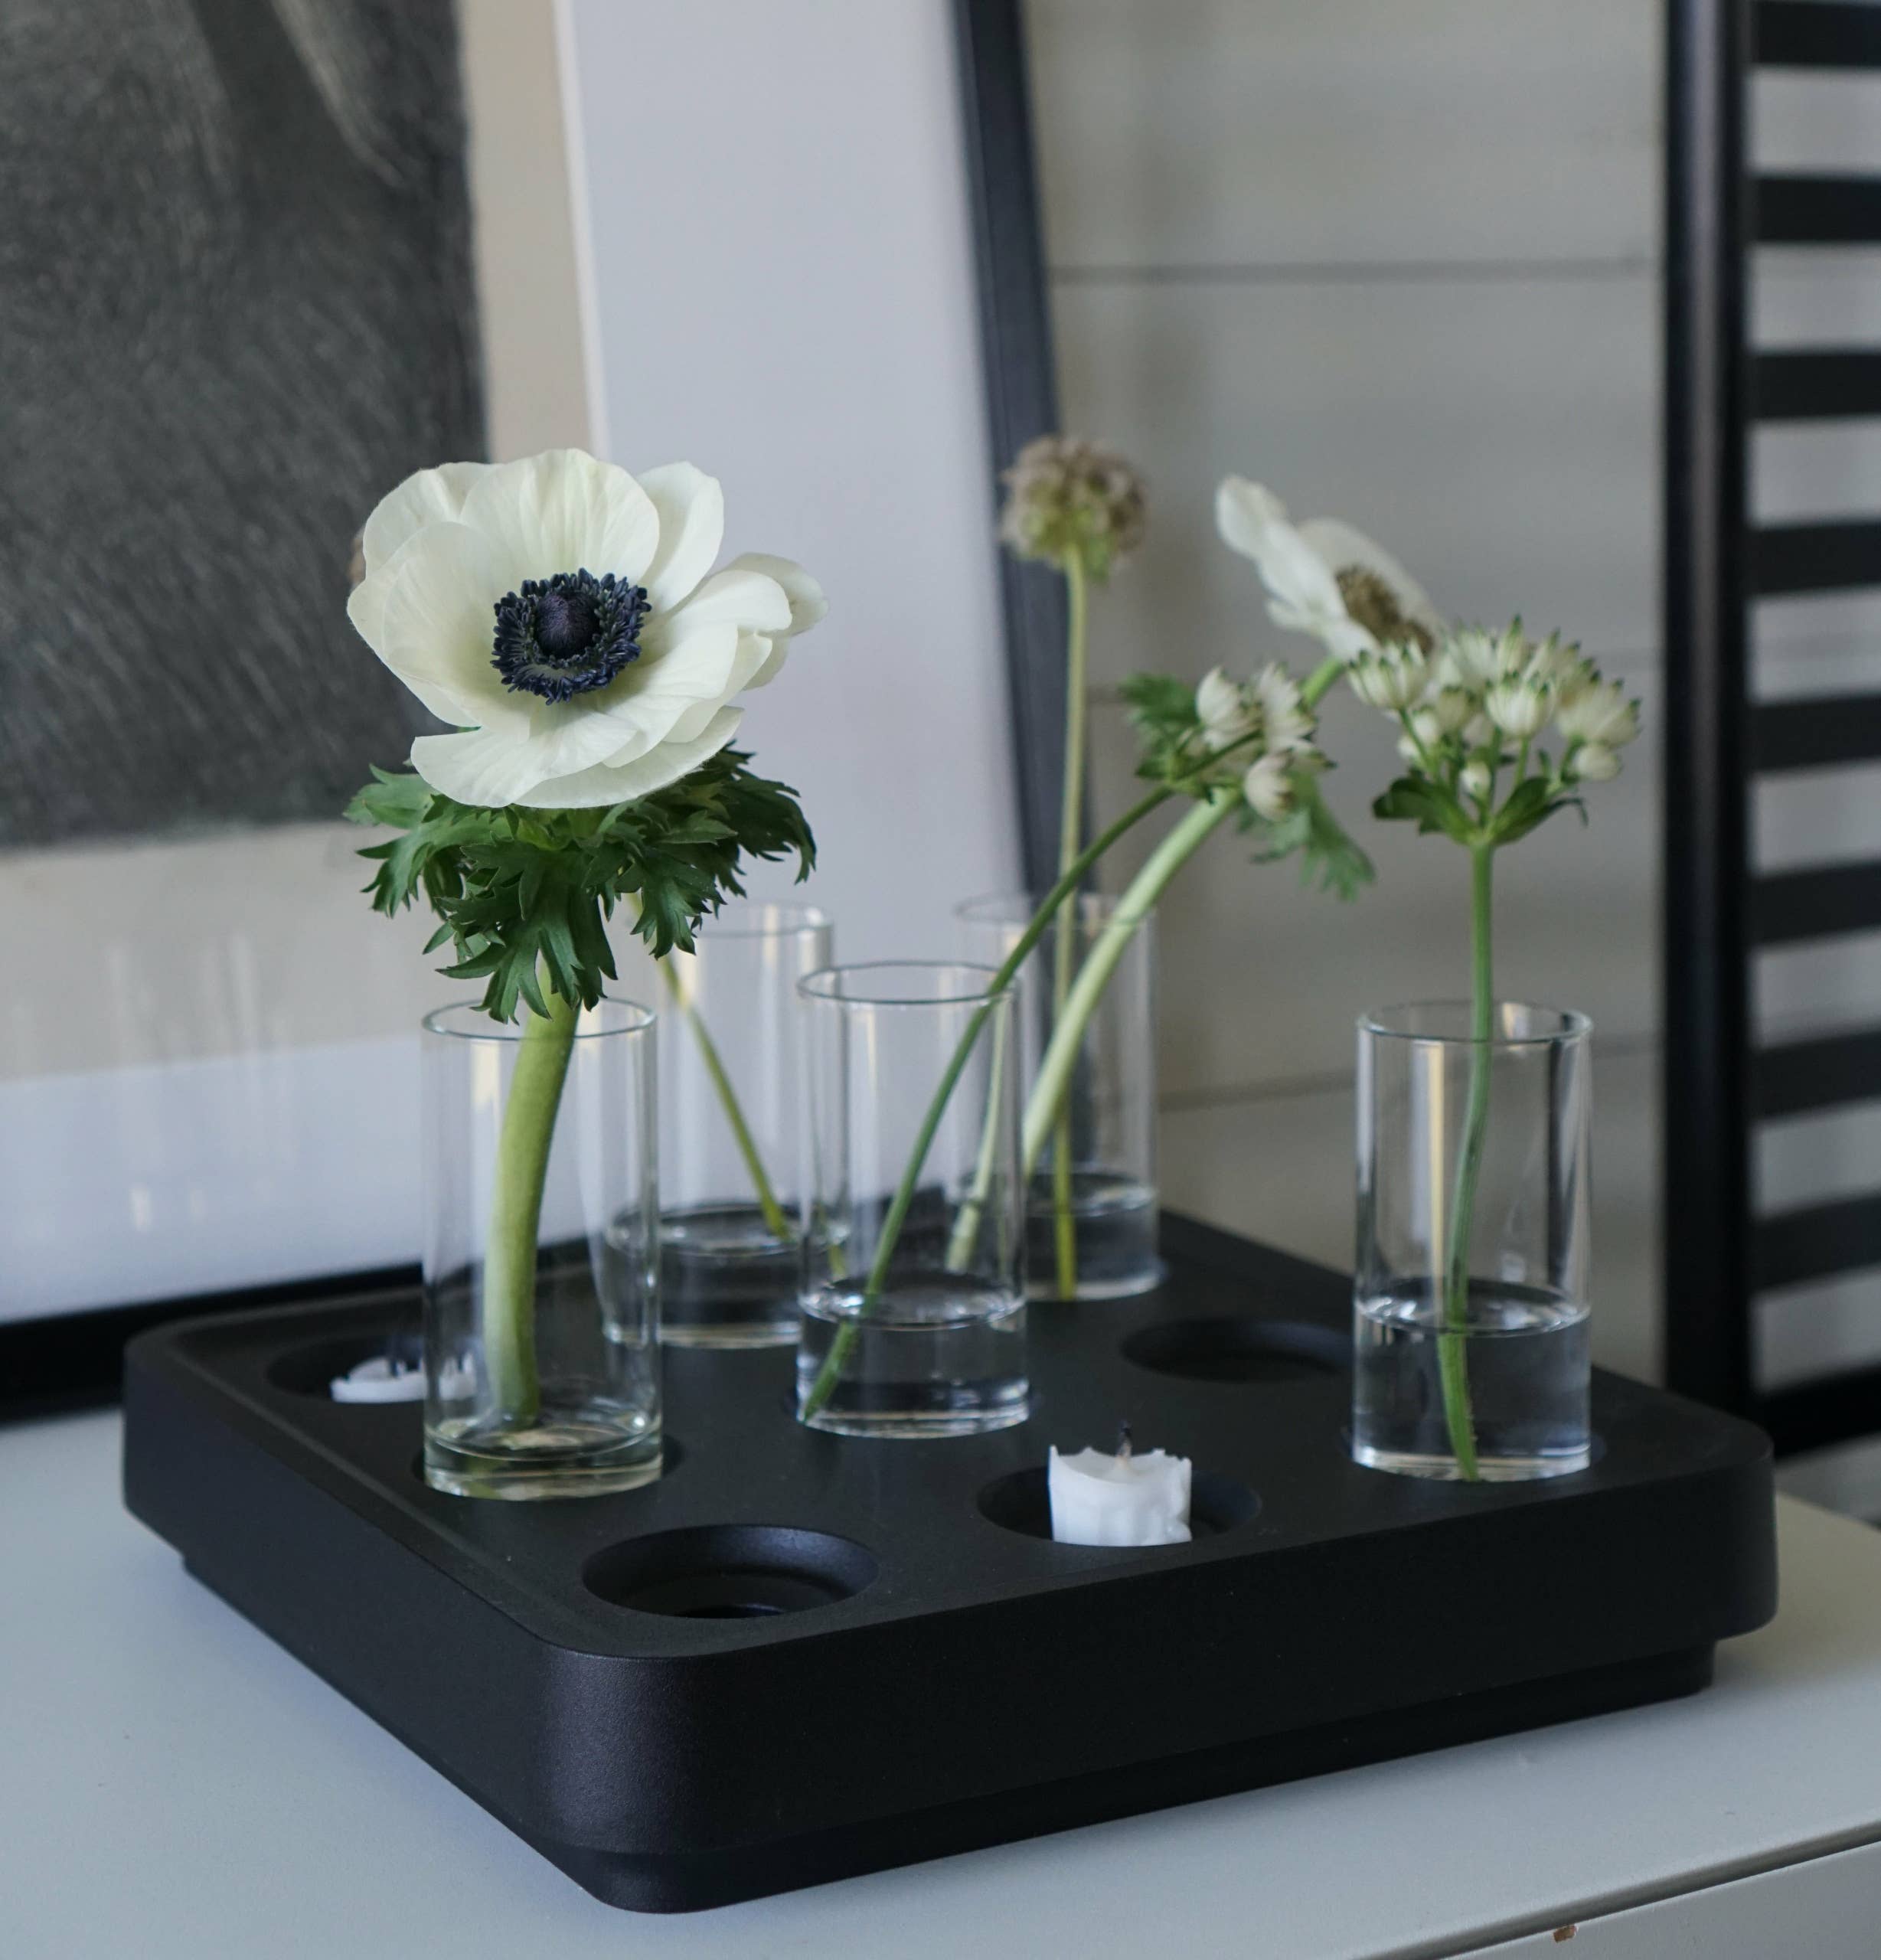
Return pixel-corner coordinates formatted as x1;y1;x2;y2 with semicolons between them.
329;1356;426;1404
1048;1443;1192;1546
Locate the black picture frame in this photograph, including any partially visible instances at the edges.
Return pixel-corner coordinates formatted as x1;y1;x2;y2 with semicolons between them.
952;0;1069;898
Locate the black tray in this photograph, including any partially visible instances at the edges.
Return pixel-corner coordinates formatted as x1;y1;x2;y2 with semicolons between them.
122;1215;1777;1913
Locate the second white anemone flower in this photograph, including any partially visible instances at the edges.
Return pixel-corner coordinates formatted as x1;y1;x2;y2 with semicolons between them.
1556;675;1641;750
1243;752;1297;821
1215;478;1441;662
348;448;825;808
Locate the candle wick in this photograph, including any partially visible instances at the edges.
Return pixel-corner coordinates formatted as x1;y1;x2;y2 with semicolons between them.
1116;1420;1132;1462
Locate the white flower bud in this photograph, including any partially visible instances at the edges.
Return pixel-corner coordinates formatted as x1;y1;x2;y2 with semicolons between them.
1484;678;1551;740
1571;741;1621;782
1407;707;1443;749
1253;662;1314;752
1460;760;1493;799
1428;687;1474;735
1242;752;1295;821
1397;732;1423;766
1347;643;1429;711
1195;666;1252;750
1556;677;1638;750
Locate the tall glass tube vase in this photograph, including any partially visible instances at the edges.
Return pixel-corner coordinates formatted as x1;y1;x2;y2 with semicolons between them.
796;962;1028;1437
647;901;831;1348
420;1000;661;1500
1352;1002;1592;1483
958;893;1158;1299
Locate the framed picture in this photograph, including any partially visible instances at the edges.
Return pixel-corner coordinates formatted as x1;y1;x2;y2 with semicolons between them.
2;0;1030;1413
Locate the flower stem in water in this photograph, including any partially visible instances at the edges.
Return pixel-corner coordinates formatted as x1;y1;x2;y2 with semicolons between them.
482;988;577;1423
1438;844;1492;1481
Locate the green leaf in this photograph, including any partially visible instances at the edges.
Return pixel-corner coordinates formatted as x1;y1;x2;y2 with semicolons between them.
1373;775;1474;844
1490;775;1576;847
344;749;817;1021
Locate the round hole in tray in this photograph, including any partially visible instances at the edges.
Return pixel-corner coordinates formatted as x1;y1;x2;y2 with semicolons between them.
1122;1315;1349;1385
267;1335;421;1399
584;1524;876;1620
976;1465;1258;1543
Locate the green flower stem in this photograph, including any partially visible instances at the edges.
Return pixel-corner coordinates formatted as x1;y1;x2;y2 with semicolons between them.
799;780;1178;1421
656;956;790;1240
1438;842;1493;1481
482;987;578;1423
951;651;1349;1276
1050;552;1092;1295
1021;792;1236;1183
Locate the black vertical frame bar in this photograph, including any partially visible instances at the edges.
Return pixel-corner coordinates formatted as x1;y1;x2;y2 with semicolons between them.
1664;0;1755;1410
952;0;1068;897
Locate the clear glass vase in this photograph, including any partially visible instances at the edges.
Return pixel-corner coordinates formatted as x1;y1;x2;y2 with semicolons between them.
420;1000;661;1500
1352;1001;1592;1482
795;962;1028;1437
957;892;1158;1300
640;901;831;1348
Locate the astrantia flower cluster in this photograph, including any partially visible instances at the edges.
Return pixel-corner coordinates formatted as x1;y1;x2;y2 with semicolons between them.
1119;663;1370;898
1372;620;1641;813
999;435;1148;580
1213;475;1639;851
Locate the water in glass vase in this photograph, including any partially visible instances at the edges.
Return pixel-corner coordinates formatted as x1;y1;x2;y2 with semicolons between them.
1024;1169;1160;1299
1351;1281;1592;1481
658;1201;798;1348
797;1272;1029;1438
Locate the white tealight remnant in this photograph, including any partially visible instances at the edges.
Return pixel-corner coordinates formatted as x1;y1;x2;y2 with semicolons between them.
1047;1441;1193;1546
329;1356;426;1404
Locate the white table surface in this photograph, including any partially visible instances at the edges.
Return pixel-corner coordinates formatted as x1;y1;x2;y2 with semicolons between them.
6;1410;1881;1960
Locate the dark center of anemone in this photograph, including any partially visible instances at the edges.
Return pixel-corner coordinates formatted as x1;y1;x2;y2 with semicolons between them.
491;569;648;703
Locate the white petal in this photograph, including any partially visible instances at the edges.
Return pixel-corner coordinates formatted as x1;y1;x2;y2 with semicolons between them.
409;724;543;806
524;709;745;809
647;566;792;649
1216;477;1349;624
1296;518;1443;635
724;552;827;637
358;522;522;727
636;462;726;612
724;631;773;696
360;461;488;576
458;449;659;584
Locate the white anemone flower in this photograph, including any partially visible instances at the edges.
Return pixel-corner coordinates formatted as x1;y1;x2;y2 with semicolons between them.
347;448;825;808
1556;676;1640;750
1215;479;1441;661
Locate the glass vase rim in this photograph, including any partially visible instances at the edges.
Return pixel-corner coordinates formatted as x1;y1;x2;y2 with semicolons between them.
690;898;831;939
955;889;1137;929
1358;1000;1592;1047
422;998;657;1043
798;959;1014;1010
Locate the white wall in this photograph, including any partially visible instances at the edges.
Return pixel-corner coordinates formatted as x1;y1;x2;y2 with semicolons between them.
560;0;1018;965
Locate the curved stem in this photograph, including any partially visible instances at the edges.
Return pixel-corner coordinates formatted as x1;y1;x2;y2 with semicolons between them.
1022;794;1236;1182
800;781;1177;1419
657;956;789;1240
1050;554;1091;1295
1438;843;1493;1481
482;988;577;1423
